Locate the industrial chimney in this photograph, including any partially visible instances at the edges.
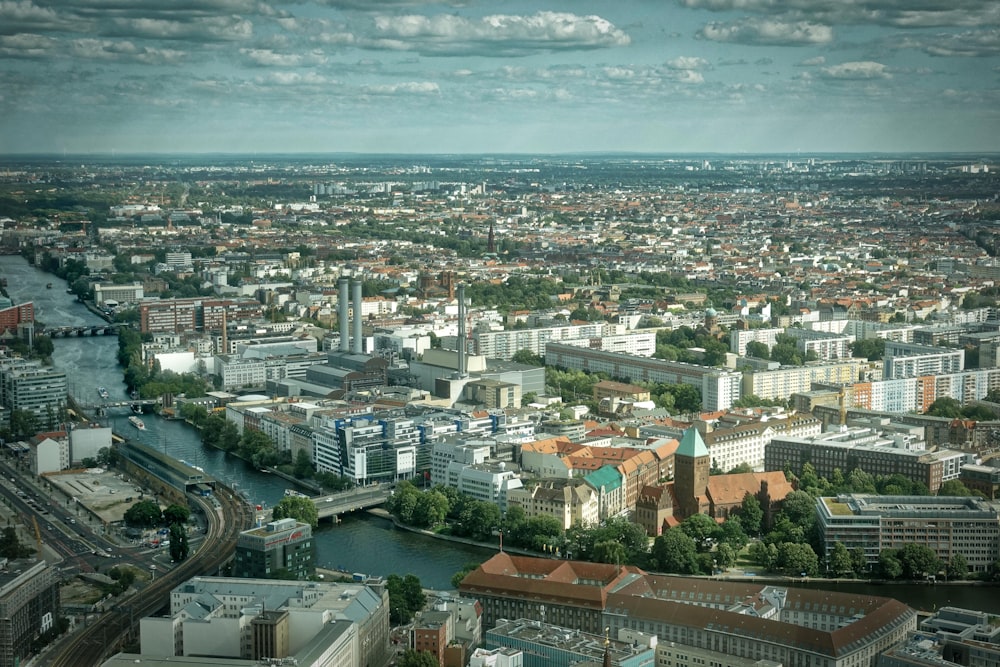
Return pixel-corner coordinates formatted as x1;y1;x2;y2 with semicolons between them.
351;279;363;354
338;277;350;352
457;283;467;378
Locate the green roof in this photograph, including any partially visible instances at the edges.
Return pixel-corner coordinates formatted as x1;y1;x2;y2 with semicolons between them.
584;465;623;491
677;428;709;459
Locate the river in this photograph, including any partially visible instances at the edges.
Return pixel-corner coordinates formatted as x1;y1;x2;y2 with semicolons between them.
3;255;1000;604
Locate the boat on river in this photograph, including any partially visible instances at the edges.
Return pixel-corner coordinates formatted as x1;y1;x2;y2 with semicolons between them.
129;415;146;430
97;386;109;399
284;489;308;498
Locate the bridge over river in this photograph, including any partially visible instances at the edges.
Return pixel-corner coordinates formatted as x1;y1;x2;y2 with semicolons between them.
43;323;124;338
259;485;392;523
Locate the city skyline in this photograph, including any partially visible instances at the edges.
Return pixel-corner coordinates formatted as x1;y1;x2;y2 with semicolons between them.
1;0;998;155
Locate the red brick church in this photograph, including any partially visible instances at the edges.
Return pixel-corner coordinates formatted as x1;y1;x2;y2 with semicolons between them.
635;428;792;536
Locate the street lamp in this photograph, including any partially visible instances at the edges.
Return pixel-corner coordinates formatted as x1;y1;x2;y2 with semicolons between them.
150;564;156;581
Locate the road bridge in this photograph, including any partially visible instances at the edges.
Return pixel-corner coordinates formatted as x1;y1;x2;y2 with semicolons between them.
313;486;391;520
260;486;392;523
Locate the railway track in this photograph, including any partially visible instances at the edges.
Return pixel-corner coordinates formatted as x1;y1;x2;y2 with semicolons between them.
45;486;252;667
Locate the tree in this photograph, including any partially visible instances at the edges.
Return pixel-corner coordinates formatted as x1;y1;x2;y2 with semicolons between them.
589;539;626;565
715;543;737;570
396;649;439;667
412;490;449;528
387;573;426;625
456;500;501;541
879;549;904;579
0;526;33;558
925;397;963;418
718;517;748;549
938;479;981;497
680;513;720;549
124;499;162;528
511;349;544;366
271;496;319;528
745;340;769;359
899;543;940;580
293;450;314;479
947;553;968;580
829;542;853;576
776;542;819;576
779;490;817;526
169;522;189;562
162;504;190;526
737;494;763;536
650;529;700;574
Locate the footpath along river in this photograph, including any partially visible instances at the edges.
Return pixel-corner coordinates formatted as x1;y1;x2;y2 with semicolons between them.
4;254;1000;604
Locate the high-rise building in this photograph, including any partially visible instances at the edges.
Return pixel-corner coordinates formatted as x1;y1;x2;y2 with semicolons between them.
231;518;315;580
0;560;59;667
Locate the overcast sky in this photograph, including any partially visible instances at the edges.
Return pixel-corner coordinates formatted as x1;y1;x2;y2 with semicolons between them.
1;0;998;155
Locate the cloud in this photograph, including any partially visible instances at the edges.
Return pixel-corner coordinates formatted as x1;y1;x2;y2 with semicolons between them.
0;32;57;58
239;48;327;67
895;28;1000;57
361;81;440;95
820;61;891;79
798;55;826;66
0;0;74;35
698;18;833;46
670;70;705;84
367;11;630;56
666;56;710;70
678;0;1000;29
101;15;254;42
70;38;187;64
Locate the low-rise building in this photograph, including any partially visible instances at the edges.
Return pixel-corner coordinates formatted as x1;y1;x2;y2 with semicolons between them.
766;426;968;494
459;553;916;667
506;479;599;530
131;575;389;666
816;494;1000;573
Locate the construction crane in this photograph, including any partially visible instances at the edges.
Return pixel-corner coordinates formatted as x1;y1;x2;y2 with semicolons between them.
32;515;42;555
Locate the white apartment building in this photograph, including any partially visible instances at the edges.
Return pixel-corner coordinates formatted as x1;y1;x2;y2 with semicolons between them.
430;438;491;486
852;367;1000;413
729;327;783;356
782;327;853;361
743;359;867;401
699;413;822;472
474;322;606;360
558;331;657;357
93;281;145;307
545;342;742;411
883;341;965;379
445;462;523;512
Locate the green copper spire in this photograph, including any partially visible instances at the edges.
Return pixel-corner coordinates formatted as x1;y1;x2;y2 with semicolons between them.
677;427;709;458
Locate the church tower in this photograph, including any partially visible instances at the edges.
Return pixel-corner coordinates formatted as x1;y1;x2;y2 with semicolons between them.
674;427;710;518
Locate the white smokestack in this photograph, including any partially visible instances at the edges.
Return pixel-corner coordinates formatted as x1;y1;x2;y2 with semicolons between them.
352;279;363;354
457;283;467;377
338;277;350;352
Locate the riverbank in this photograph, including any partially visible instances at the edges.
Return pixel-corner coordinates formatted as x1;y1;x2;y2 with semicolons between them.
367;507;534;557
